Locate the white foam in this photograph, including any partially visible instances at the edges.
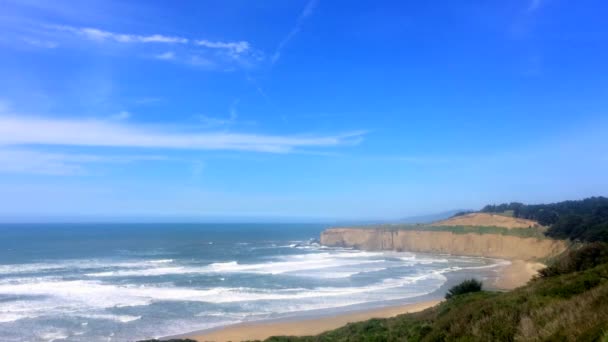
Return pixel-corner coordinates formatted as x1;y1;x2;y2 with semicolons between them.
0;271;444;315
85;252;387;278
0;312;30;323
38;329;68;342
78;313;142;323
0;258;176;275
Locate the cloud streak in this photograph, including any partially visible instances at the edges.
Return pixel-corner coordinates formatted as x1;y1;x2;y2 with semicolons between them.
44;25;260;69
52;25;188;44
195;40;250;54
272;0;318;64
0;116;364;153
51;25;253;57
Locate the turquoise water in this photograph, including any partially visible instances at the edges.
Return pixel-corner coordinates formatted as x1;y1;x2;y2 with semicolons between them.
0;224;503;341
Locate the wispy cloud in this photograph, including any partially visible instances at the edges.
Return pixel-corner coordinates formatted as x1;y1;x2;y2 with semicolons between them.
0;115;364;153
51;25;188;44
195;40;250;54
272;0;318;64
50;25;254;58
41;24;259;69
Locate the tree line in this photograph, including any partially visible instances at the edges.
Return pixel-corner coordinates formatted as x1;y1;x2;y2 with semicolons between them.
480;197;608;242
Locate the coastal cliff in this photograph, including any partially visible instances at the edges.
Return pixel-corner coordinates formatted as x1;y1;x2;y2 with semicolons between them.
320;228;567;260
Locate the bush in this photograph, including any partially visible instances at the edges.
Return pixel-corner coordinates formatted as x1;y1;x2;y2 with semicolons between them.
539;242;608;277
445;279;482;299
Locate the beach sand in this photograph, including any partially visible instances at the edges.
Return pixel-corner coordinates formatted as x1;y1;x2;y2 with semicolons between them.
492;259;545;290
184;260;543;342
188;300;440;342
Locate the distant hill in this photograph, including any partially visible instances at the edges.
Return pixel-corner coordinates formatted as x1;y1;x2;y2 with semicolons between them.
399;209;473;224
432;212;541;229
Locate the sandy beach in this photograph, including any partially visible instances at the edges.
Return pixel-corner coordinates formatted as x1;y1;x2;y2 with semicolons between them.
188;300;441;342
182;259;544;342
492;259;545;290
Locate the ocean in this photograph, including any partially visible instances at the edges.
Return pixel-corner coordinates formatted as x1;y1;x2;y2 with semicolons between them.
0;224;507;341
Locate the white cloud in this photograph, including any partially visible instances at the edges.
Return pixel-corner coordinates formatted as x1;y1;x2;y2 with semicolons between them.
51;25;253;57
196;40;250;54
0;115;364;153
42;25;259;69
52;25;188;44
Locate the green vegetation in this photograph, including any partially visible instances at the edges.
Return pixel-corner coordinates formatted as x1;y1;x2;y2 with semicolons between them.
539;242;608;278
262;243;608;342
444;279;482;299
481;197;608;242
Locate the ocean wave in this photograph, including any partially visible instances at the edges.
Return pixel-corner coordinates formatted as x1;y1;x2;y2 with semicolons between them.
38;329;68;342
0;258;177;276
77;313;142;323
85;252;388;278
0;312;32;323
0;271;445;316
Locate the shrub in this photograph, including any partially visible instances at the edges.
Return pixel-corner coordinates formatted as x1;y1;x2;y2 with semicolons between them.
445;279;482;299
539;242;608;277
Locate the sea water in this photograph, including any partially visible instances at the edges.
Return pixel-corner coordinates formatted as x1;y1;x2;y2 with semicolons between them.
0;224;506;341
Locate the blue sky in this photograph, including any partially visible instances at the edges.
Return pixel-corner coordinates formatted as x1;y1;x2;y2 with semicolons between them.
0;0;607;221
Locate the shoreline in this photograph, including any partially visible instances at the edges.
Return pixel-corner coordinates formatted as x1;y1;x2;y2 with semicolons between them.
186;300;441;342
171;259;542;342
175;259;543;342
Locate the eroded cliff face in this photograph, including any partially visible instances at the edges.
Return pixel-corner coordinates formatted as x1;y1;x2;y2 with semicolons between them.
321;228;567;260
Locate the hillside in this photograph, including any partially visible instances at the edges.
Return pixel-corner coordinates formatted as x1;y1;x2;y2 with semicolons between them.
432;212;541;229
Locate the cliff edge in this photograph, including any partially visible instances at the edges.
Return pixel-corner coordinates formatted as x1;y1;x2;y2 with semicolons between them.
320;228;567;260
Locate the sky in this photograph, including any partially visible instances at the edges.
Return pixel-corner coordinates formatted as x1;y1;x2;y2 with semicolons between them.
0;0;607;221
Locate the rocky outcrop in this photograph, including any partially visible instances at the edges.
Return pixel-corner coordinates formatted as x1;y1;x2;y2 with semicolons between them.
321;228;568;260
